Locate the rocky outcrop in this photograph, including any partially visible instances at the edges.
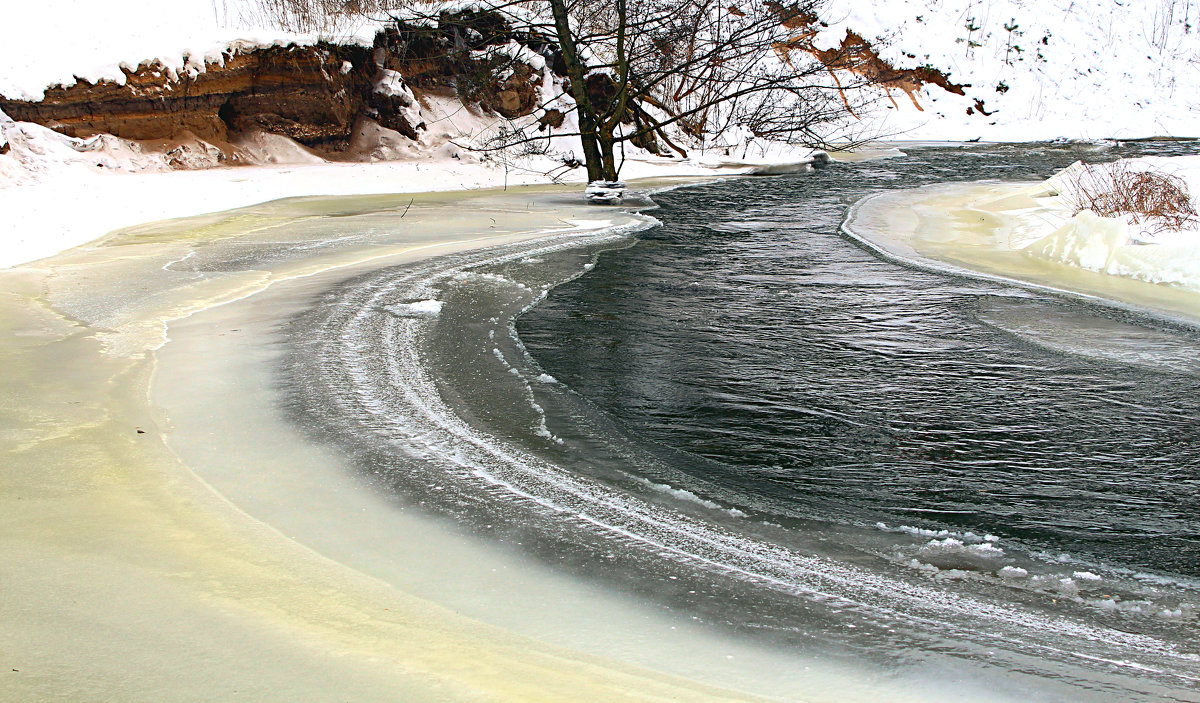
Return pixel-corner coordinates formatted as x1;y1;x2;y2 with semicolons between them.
0;9;552;155
804;30;969;113
372;11;551;120
766;3;976;117
0;7;975;164
1;43;375;146
217;44;375;145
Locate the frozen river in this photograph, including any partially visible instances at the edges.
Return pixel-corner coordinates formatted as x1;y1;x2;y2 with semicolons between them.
3;142;1198;701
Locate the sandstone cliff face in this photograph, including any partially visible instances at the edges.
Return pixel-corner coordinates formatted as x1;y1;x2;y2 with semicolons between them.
0;10;548;159
0;8;964;166
1;43;375;146
759;0;973;117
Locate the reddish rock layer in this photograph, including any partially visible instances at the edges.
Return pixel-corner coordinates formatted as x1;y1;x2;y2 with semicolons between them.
0;9;546;150
1;43;375;146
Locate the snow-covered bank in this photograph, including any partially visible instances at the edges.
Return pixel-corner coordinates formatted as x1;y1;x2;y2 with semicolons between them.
817;0;1200;141
0;112;824;270
842;155;1200;326
0;0;369;103
976;156;1200;291
3;0;1197;150
5;0;1197;270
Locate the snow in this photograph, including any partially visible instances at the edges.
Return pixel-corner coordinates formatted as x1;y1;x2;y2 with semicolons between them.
2;0;1197;144
472;40;548;73
846;154;1200;309
0;0;382;102
818;0;1200;141
916;537;1007;570
634;478;746;518
229;130;327;165
876;522;1000;544
0;105;826;269
999;566;1029;579
0;1;830;270
688;158;816;175
1009;157;1200;290
387;300;444;317
585;181;626;204
2;0;1196;271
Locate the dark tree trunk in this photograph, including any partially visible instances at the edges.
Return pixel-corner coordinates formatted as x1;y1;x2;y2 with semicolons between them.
578;117;606;182
548;0;608;183
598;128;618;181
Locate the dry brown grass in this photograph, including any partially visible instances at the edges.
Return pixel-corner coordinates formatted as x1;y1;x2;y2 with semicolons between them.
1064;160;1198;235
248;0;407;33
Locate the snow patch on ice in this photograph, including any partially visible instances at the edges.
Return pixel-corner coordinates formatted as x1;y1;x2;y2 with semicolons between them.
1023;172;1200;291
386;299;443;317
876;522;1000;544
999;566;1029;579
635;478;746;518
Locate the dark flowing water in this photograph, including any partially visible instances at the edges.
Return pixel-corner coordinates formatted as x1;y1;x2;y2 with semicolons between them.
519;142;1200;578
285;142;1200;701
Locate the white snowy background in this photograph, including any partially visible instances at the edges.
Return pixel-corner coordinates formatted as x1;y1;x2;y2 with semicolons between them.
1;0;1199;274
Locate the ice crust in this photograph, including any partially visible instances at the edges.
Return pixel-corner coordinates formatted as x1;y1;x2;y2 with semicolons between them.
635;478;747;519
1017;158;1200;291
875;522;1192;621
386;299;443;317
311;230;1196;681
869;156;1200;296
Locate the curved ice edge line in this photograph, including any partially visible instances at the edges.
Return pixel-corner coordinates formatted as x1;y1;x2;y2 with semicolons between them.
840;189;1200;609
333;233;1198;678
135;196;674;648
145;185;676;358
520;185;1200;601
494;216;775;526
503;233;641;405
839;187;1200;335
503;182;791;523
503;247;757;524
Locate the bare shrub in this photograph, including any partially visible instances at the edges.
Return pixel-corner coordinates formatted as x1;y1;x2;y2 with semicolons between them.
247;0;405;33
1064;160;1198;235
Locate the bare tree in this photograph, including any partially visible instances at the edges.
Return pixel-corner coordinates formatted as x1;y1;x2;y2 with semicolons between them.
368;0;871;183
251;0;875;181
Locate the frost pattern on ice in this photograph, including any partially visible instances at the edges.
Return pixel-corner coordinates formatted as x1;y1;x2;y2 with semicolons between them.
288;226;1200;684
386;299;443;317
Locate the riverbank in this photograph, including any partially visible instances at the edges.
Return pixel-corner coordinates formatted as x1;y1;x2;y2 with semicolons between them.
0;184;782;702
0;113;827;269
842;157;1200;328
5;145;1198;701
3;179;1010;702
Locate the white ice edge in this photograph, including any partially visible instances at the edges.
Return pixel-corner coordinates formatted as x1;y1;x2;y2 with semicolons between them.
305;209;1200;684
840;188;1200;334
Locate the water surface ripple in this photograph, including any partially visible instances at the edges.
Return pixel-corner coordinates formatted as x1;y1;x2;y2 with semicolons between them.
286;143;1200;701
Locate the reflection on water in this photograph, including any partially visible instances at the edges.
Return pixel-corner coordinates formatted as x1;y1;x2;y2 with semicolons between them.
4;142;1200;703
510;143;1200;699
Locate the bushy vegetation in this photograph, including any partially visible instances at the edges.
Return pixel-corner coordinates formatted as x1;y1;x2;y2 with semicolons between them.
250;0;401;33
1065;161;1198;235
